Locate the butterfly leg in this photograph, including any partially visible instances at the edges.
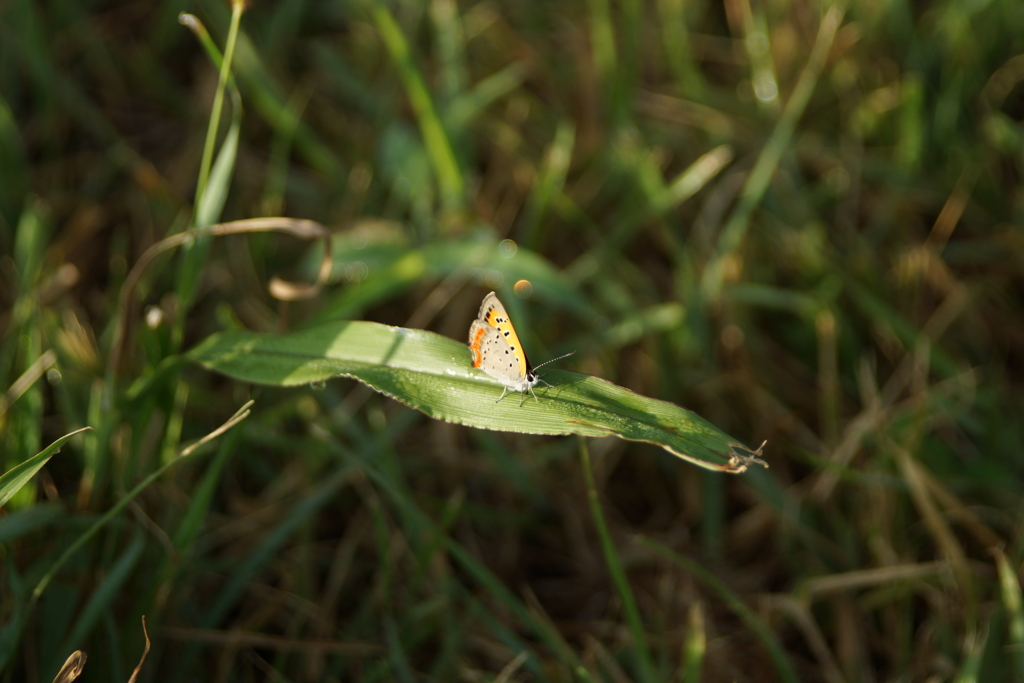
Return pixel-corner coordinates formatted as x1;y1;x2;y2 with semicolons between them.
495;386;509;403
536;376;553;389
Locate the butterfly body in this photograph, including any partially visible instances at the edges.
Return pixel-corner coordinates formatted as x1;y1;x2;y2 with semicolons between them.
468;291;570;406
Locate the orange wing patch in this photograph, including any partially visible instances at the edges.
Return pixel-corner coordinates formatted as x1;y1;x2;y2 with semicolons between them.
469;323;488;368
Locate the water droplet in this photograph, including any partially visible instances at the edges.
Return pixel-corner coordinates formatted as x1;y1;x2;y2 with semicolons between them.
499;239;518;258
145;306;165;329
754;73;778;103
346;261;369;282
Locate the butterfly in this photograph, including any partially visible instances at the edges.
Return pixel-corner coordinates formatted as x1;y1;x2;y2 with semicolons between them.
468;291;574;406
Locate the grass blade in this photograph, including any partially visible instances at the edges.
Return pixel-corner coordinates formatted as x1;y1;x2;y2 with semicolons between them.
49;533;145;682
193;1;244;217
995;548;1024;679
188;322;767;473
682;602;706;682
639;537;799;683
195;112;240;230
580;438;655;683
703;6;843;299
364;0;464;210
0;428;90;509
0;404;251;671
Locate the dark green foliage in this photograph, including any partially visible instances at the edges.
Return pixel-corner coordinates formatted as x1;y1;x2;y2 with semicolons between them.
2;0;1024;681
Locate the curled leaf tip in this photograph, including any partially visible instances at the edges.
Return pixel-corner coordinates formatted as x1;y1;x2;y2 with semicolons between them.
52;651;86;683
178;13;205;34
727;440;768;473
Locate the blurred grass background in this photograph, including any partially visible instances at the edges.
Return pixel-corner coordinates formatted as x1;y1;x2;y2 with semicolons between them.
2;0;1024;680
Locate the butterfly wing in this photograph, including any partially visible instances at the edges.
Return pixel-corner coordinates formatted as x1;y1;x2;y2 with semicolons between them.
468;318;526;387
476;292;531;377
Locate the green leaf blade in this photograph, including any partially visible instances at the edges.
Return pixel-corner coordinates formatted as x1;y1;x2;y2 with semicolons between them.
188;322;766;473
195;113;240;229
0;428;91;509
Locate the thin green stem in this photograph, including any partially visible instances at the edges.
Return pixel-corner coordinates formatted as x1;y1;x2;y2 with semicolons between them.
193;0;245;222
579;438;656;683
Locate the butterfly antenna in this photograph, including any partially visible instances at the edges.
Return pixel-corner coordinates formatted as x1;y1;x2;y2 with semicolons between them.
532;350;576;371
